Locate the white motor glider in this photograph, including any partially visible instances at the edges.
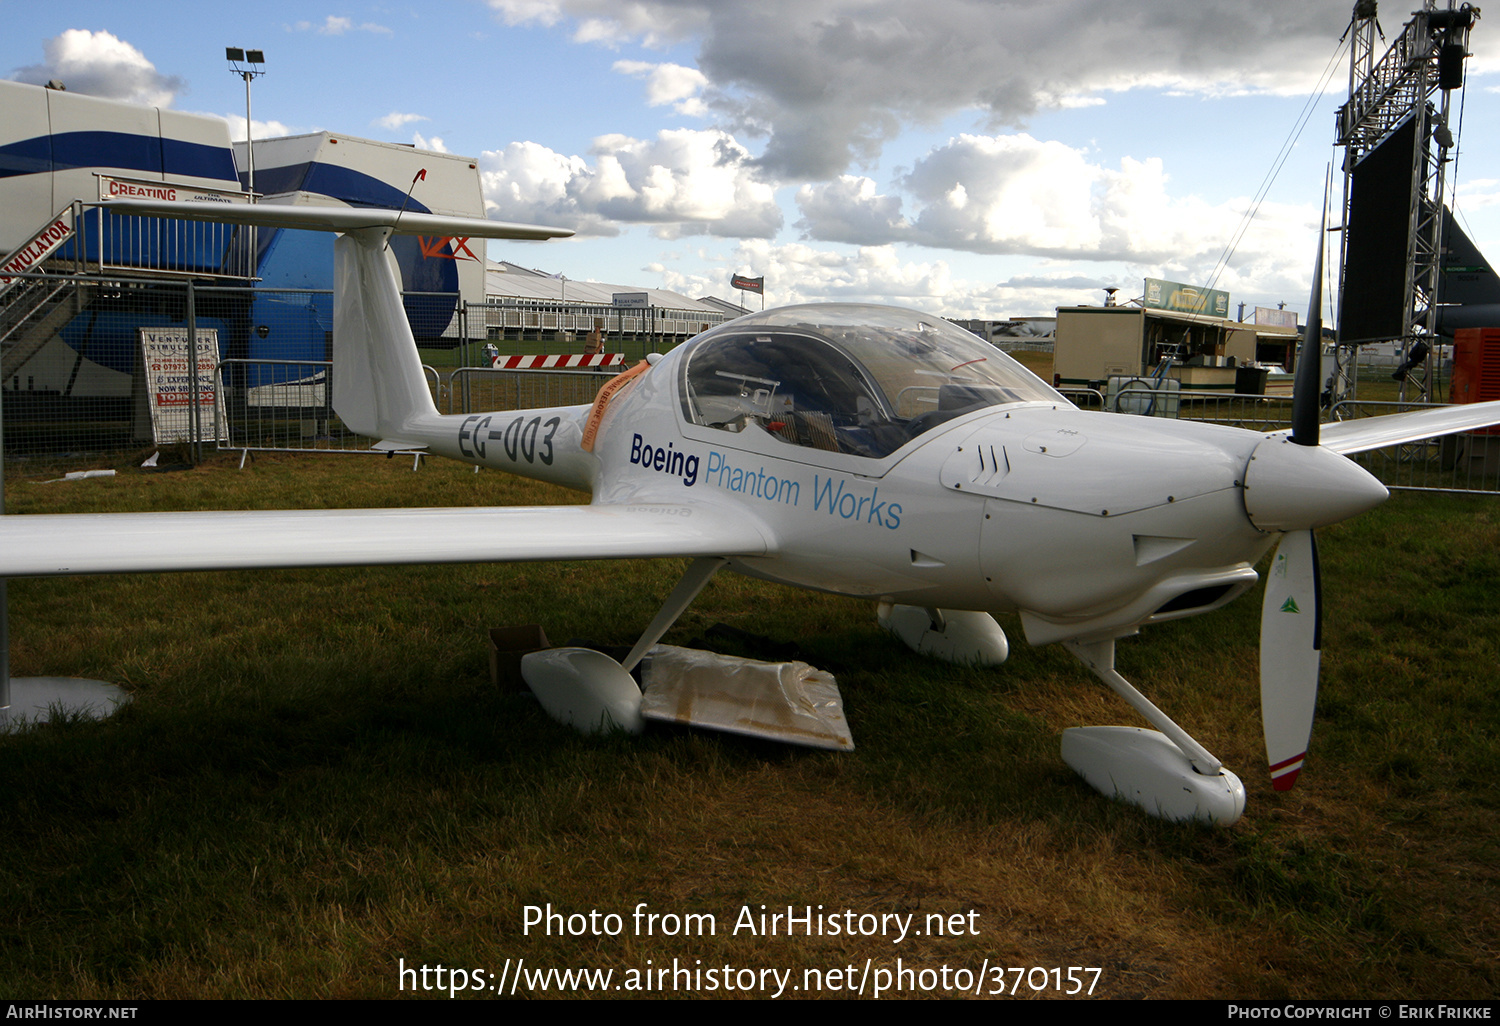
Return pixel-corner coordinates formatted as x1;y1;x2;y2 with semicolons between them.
4;196;1499;825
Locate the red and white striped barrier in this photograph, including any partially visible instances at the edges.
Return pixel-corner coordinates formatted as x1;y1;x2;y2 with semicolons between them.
490;353;623;369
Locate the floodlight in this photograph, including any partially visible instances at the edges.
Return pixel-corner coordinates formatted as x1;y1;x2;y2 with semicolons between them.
225;47;268;194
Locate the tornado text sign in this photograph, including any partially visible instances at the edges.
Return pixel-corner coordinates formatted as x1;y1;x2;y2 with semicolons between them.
140;328;223;444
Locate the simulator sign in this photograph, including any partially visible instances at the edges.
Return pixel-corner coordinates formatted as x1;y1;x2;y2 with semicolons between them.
1143;277;1229;317
140;328;223;444
0;210;74;292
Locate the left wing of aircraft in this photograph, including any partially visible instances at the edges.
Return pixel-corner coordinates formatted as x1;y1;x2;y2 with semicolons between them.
0;503;773;577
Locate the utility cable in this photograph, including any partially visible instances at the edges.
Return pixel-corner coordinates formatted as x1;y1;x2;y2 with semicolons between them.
1199;35;1350;301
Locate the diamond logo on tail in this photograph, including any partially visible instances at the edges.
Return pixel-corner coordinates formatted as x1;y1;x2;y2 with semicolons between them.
1280;596;1301;614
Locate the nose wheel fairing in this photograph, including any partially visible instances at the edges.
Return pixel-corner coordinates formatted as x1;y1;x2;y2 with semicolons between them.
1063;638;1246;825
1062;726;1247;826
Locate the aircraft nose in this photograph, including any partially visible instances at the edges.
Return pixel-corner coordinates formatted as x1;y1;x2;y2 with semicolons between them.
1242;435;1389;533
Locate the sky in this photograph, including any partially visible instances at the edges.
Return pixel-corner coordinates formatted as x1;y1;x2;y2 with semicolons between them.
4;0;1499;320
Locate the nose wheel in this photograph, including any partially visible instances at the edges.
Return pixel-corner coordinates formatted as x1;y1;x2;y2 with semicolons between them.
1063;638;1246;826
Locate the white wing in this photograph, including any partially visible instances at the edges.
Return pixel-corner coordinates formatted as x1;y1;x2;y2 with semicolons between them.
100;198;572;241
0;503;772;577
1315;400;1500;455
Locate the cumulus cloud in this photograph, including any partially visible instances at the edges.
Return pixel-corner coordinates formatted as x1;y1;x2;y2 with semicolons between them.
793;175;906;246
480;129;781;238
1455;178;1500;211
488;0;707;47
902;135;1105;256
487;1;1394;305
220;113;295;143
377;111;428;130
484;1;1405;179
656;239;963;310
292;16;393;36
413;132;449;153
481;141;614;234
794;131;1314;289
11;29;185;108
612;60;709;116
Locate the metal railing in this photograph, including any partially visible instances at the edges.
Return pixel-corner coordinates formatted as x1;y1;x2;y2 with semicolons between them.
445;365;623;416
216;359;359;455
0;203;88;301
458;299;725;366
1330;399;1500;495
1175;392;1296;432
215;359;447;458
1058;387;1104;411
995;339;1055;353
89;179;257;280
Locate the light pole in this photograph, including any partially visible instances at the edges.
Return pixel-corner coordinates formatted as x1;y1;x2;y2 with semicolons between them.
225;48;265;194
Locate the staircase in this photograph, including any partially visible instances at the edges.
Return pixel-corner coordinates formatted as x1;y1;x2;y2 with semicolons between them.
0;276;94;382
0;203;93;384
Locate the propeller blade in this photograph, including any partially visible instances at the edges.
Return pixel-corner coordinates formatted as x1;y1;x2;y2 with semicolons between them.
1260;529;1322;791
1291;176;1330;447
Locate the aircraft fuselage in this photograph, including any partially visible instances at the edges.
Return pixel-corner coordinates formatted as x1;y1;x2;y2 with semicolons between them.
420;347;1279;648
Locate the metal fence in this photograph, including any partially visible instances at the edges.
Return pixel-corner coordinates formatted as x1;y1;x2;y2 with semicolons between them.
444;366;622;416
2;272;175;459
3;269;1500;496
1330;400;1500;495
1176;392;1296;432
1057;387;1104;411
0;273;470;465
457;299;720;367
215;360;621;452
215;358;442;458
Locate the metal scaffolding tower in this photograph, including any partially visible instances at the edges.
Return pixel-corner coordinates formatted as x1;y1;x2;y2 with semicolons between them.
1333;0;1478;403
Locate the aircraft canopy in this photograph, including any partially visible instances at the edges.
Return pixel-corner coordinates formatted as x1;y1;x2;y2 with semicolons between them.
680;304;1064;458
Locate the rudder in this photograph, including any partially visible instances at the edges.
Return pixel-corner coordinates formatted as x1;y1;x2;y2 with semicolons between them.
331;228;438;444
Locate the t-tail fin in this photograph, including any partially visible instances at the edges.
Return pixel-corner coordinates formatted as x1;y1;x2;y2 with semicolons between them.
331;228;437;445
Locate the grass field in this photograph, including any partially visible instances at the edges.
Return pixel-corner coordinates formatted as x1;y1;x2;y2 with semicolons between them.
0;449;1497;1000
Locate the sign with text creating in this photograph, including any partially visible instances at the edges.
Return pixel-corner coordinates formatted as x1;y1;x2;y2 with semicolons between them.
140;327;223;444
97;174;248;206
1143;277;1229;317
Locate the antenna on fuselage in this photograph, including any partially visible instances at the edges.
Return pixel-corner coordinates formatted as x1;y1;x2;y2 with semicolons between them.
386;168;428;250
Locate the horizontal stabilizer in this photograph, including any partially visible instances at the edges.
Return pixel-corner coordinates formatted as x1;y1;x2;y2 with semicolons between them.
100;198;573;241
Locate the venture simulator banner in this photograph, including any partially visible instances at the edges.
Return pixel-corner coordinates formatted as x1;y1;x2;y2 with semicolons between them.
140;327;223;444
